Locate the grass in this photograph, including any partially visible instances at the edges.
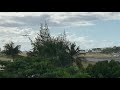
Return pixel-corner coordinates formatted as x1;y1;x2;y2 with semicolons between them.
0;56;12;59
0;52;115;68
19;52;27;57
0;52;27;61
82;61;96;68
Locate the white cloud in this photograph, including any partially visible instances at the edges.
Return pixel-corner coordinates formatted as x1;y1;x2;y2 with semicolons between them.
0;12;45;17
0;12;120;51
66;33;94;49
65;33;120;50
0;26;38;51
0;12;120;28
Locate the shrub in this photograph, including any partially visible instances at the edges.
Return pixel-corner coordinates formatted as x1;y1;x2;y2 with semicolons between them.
86;60;120;78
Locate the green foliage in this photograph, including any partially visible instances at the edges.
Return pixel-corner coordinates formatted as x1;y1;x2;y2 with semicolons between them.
0;56;90;78
65;66;79;75
101;46;120;54
40;67;71;78
86;60;120;78
28;23;82;67
0;23;87;78
72;72;91;78
0;57;54;78
2;42;21;60
1;22;120;78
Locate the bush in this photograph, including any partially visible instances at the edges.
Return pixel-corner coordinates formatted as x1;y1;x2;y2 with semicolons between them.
28;23;83;68
0;56;90;78
86;60;120;78
0;23;86;78
72;72;91;78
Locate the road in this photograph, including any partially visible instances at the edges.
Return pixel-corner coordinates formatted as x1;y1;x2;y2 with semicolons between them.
0;56;120;62
86;57;120;62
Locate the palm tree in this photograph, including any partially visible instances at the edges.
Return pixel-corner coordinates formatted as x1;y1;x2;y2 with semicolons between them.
3;42;21;60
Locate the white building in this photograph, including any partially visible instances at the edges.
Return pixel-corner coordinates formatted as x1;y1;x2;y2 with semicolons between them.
112;52;120;57
80;50;86;54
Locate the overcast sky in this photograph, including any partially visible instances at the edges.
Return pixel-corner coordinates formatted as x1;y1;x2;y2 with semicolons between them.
0;12;120;51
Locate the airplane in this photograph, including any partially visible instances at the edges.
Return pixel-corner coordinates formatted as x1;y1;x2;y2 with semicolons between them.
21;34;30;36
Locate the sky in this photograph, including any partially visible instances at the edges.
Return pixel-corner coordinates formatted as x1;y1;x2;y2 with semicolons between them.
0;12;120;51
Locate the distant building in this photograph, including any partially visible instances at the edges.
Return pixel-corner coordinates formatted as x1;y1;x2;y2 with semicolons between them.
112;52;120;56
91;50;102;53
80;50;86;54
91;48;102;53
79;50;86;56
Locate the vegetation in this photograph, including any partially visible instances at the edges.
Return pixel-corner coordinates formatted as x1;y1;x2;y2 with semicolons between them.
0;23;120;78
27;23;83;68
101;46;120;54
86;60;120;78
0;23;89;78
0;57;91;78
2;42;21;60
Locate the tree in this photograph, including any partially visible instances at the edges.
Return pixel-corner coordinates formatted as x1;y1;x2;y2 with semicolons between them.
0;23;89;78
86;60;120;78
28;22;84;68
0;56;90;78
2;42;21;60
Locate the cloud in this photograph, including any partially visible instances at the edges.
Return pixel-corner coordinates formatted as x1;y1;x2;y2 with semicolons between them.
0;26;38;51
65;33;120;49
65;33;94;49
0;12;120;51
1;12;120;28
0;12;45;17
